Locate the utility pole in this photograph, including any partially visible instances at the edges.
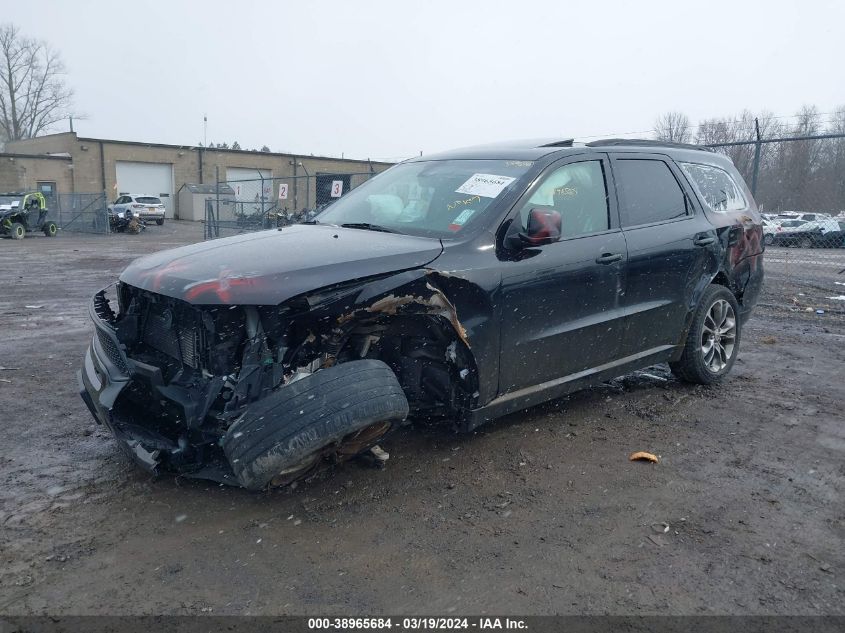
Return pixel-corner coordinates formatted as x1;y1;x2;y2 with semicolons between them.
751;117;762;196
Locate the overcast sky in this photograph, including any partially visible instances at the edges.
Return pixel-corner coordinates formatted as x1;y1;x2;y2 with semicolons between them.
7;0;845;160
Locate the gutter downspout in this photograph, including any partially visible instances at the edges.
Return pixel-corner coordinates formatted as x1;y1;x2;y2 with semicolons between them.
99;140;108;226
293;158;298;210
98;140;106;191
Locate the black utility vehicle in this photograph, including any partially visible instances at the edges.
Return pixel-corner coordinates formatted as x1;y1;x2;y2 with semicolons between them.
0;192;58;239
79;139;764;489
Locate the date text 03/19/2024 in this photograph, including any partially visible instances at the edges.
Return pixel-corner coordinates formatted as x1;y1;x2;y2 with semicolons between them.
307;618;528;630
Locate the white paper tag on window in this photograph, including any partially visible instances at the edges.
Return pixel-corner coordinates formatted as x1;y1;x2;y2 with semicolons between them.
455;173;516;198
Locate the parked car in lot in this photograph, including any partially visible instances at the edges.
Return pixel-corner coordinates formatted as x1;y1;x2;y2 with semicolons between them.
775;212;830;223
764;216;845;248
79;139;764;490
108;194;166;225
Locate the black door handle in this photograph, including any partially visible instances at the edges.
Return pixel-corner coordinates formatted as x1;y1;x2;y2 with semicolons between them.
595;252;623;264
694;235;716;246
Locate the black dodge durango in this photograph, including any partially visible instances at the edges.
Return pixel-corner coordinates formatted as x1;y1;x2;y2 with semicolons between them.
79;138;764;489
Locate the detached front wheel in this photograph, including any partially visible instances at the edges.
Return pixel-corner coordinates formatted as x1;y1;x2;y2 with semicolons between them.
222;359;409;490
670;285;741;385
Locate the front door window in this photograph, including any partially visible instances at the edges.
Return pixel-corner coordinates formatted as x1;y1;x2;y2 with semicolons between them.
516;160;610;238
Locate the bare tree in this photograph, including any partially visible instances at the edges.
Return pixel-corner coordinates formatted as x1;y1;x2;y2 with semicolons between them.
818;105;845;211
670;104;845;212
0;23;73;143
772;105;824;210
696;109;778;181
654;111;691;143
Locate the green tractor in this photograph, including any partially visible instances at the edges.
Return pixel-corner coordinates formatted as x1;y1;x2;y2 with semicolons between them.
0;192;58;239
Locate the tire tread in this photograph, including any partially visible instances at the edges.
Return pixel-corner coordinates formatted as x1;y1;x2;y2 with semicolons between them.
221;359;408;490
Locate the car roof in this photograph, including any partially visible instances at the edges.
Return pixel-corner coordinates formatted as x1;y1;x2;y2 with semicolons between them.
407;138;727;166
409;138;578;161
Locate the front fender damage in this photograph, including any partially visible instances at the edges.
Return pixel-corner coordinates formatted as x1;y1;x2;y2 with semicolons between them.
305;269;480;416
81;267;482;487
337;271;470;348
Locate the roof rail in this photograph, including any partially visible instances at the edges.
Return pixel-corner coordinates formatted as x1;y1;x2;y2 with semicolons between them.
585;138;712;152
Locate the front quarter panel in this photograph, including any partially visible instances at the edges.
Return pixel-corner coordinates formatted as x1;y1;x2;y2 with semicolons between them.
319;262;501;407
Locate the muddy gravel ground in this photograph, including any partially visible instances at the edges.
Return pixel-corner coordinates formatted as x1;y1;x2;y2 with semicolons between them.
1;223;843;616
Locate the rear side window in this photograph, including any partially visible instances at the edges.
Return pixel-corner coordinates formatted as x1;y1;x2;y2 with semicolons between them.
679;162;747;213
614;159;690;226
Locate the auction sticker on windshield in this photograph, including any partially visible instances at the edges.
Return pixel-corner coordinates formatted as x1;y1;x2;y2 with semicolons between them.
455;173;516;198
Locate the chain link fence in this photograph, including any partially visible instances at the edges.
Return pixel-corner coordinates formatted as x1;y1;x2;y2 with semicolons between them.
204;171;376;240
52;193;110;234
1;192;109;236
705;132;845;314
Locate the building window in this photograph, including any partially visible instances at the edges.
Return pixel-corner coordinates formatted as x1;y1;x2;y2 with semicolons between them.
37;181;56;196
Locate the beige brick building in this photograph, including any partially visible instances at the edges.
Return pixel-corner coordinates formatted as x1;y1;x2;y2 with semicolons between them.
1;132;391;219
0;153;73;196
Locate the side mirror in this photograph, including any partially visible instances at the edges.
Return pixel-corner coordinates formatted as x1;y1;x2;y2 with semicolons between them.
508;208;562;248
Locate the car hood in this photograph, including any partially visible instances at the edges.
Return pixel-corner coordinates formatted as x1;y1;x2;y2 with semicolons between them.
119;224;444;305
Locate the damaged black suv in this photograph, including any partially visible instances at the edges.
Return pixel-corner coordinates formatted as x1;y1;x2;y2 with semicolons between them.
79;139;764;489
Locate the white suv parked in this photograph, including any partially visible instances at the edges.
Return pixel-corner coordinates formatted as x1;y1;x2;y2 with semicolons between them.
775;212;840;234
109;194;166;225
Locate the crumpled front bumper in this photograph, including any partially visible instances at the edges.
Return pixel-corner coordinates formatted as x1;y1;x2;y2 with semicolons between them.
77;289;170;473
78;289;239;484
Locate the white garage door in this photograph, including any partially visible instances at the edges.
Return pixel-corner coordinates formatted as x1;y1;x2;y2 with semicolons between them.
116;161;174;214
227;167;273;202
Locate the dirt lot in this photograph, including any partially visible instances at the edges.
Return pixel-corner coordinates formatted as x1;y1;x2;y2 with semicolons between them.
1;223;843;615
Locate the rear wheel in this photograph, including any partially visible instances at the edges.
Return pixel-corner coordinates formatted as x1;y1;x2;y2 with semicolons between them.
670;285;741;385
156;218;165;225
43;221;58;237
763;233;774;246
10;222;25;239
222;359;409;490
799;235;813;249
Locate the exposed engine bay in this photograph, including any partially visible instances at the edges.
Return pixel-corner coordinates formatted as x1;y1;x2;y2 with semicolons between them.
86;271;477;483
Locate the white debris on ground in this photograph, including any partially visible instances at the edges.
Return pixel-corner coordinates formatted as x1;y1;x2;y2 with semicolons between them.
370;445;389;462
